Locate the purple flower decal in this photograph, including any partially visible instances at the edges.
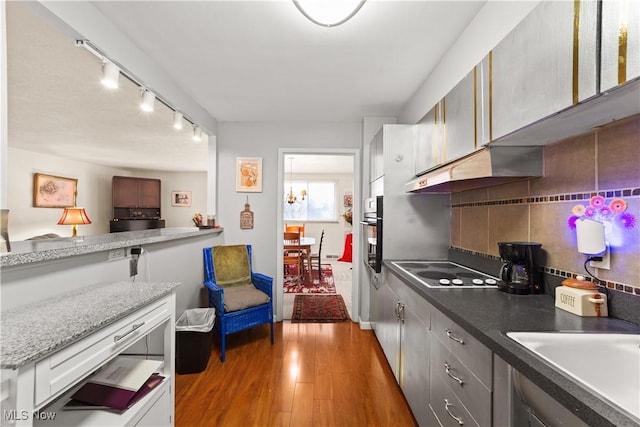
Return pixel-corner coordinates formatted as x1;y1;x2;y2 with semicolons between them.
598;206;613;218
567;215;579;229
584;206;596;218
617;212;636;229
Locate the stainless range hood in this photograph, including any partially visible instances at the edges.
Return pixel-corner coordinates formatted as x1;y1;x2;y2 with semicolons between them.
406;146;543;193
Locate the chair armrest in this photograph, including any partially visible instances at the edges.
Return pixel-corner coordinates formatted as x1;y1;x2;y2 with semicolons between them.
203;280;225;312
252;273;273;298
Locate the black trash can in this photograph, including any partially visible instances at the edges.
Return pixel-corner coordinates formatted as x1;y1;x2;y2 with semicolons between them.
176;308;215;374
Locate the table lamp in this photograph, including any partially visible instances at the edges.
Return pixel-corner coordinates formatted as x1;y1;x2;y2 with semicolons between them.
58;207;92;237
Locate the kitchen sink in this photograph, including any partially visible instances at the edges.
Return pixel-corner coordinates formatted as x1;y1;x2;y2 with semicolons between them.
507;331;640;421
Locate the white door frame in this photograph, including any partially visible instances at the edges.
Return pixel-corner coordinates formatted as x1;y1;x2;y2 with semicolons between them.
276;147;361;323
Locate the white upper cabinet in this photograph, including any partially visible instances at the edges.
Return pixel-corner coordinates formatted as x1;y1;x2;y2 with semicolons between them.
490;1;598;141
370;129;384;183
443;69;478;163
601;0;640;92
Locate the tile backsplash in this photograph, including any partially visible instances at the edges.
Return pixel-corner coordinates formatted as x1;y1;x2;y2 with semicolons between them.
450;114;640;298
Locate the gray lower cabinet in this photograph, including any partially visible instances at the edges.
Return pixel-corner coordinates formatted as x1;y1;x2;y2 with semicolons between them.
373;269;431;426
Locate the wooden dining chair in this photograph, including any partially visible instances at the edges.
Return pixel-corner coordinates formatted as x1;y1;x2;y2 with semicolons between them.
283;231;303;284
285;224;305;237
309;229;325;280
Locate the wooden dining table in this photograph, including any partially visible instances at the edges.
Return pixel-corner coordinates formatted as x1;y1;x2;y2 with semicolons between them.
284;236;316;276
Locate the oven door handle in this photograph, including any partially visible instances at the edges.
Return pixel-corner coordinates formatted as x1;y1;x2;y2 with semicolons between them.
359;221;377;226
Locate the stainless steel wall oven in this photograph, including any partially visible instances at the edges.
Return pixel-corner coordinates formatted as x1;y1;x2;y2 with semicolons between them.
361;196;383;273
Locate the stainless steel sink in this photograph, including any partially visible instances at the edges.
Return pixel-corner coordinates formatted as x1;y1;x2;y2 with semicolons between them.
507;332;640;421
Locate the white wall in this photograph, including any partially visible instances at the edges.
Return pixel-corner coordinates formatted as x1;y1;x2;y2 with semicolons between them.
217;121;361;319
7;147;207;240
1;233;224;315
8;147;128;240
134;170;207;228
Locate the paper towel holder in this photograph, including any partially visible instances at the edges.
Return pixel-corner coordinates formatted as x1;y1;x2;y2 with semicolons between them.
575;217;610;269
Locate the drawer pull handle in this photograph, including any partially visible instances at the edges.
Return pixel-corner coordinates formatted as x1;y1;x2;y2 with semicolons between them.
444;399;464;425
114;322;146;342
444;362;464;386
445;328;464;344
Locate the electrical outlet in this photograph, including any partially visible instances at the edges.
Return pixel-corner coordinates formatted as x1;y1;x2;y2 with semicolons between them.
108;248;126;262
589;247;611;270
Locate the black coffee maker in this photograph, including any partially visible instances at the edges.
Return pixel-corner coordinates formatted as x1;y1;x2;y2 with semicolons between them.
497;242;543;294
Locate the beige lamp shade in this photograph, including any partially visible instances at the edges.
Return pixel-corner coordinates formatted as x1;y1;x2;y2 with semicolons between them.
58;207;92;237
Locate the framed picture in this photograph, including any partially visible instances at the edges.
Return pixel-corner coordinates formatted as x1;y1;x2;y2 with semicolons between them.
33;173;77;208
236;157;262;192
171;191;192;207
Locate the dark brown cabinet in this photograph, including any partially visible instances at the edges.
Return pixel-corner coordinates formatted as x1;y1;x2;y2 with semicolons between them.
112;176;161;208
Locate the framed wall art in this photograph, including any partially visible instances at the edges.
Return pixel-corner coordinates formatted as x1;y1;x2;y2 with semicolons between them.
236;157;262;192
33;173;77;208
171;191;192;207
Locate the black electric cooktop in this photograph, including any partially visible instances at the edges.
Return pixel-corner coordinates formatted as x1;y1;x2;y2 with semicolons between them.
391;261;499;288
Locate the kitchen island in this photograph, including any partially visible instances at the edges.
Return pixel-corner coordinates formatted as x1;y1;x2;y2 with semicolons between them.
382;260;640;427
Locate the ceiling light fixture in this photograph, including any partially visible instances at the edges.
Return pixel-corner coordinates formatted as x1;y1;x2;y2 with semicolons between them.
100;61;120;89
292;0;366;28
192;126;202;143
285;157;307;204
173;112;184;130
140;90;156;112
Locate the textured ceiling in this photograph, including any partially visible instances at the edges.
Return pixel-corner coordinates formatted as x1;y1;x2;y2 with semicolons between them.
6;1;486;172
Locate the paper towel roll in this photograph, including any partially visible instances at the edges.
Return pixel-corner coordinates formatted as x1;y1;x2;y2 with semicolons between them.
576;218;606;255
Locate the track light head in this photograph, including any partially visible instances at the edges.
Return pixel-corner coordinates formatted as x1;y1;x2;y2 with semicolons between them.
140;90;155;112
192;126;202;143
173;112;184;130
100;61;120;89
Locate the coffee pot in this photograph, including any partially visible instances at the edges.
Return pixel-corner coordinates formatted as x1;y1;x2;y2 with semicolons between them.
497;242;543;294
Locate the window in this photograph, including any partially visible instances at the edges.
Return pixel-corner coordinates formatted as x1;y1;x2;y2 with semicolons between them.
284;181;336;221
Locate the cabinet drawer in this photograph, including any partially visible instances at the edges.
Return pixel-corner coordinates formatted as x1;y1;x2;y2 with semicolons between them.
430;372;479;427
431;309;492;389
431;335;491;426
34;297;171;406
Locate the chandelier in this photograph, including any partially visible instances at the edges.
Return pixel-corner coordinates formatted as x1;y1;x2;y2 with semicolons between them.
286;157;307;204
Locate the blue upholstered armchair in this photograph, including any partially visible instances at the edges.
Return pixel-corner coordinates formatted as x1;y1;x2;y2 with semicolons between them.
203;244;274;362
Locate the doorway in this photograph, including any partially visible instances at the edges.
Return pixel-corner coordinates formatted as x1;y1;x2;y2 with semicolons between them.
276;148;361;322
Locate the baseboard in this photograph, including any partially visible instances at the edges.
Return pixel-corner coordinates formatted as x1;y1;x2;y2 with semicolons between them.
358;319;373;330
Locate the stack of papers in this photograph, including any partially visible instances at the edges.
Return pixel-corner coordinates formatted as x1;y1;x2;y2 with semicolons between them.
66;357;164;411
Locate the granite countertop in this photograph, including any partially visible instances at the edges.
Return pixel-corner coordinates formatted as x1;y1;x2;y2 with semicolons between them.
384;260;640;427
0;281;180;369
1;227;223;268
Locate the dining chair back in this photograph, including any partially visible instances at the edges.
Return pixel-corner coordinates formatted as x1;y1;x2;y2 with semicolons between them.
285;224;305;237
310;229;325;279
283;232;303;283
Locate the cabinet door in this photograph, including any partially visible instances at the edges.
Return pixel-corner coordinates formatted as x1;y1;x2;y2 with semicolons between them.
138;179;160;208
373;283;400;381
369;130;384;182
414;103;442;175
401;306;431;426
443;70;477;163
601;0;640;92
491;1;597;141
112;177;139;207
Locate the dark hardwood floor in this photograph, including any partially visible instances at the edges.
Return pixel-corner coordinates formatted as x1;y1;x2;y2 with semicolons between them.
175;321;418;426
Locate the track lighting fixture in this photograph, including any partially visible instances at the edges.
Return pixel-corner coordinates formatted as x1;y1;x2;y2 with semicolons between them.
77;39;206;142
100;61;120;89
192;126;202;143
173;112;184;130
140;90;156;112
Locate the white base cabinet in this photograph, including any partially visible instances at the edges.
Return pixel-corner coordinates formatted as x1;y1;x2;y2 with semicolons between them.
1;293;176;427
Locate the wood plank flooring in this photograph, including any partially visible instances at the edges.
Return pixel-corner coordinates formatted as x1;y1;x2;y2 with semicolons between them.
175;321;418;426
